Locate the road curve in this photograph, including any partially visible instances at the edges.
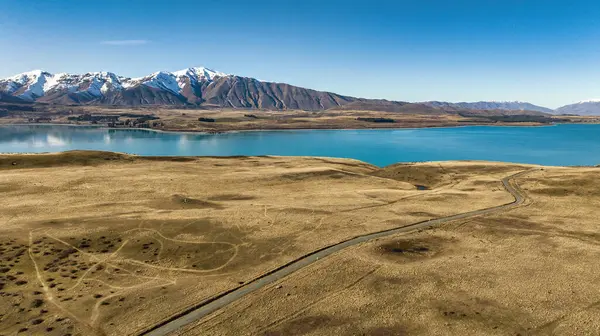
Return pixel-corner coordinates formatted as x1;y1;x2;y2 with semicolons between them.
139;169;534;336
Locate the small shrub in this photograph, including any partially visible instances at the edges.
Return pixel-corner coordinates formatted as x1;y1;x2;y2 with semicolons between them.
31;299;44;308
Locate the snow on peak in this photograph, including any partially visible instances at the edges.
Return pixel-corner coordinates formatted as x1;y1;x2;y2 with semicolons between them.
1;66;229;99
126;67;228;93
9;70;47;81
138;71;181;94
173;67;227;81
4;70;54;99
0;70;128;99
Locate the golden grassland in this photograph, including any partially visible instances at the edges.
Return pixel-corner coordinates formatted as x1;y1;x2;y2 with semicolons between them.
0;151;598;335
179;166;600;336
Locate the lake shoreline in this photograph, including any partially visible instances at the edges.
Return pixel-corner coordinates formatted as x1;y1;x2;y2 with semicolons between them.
1;121;559;136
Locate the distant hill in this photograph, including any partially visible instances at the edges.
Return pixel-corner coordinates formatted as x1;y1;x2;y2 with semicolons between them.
554;100;600;116
328;100;446;114
422;101;554;114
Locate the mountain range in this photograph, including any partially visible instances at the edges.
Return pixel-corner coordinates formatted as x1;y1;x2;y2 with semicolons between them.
0;67;598;115
0;68;355;110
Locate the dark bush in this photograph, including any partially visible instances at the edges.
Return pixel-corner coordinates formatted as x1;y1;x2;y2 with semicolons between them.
356;117;395;123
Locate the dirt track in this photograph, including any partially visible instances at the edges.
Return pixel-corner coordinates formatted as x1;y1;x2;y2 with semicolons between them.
140;169;534;336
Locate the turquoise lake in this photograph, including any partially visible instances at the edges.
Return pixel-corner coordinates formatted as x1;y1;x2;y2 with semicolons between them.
1;124;599;167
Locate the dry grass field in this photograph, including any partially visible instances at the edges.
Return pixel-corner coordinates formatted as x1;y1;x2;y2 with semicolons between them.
0;105;567;132
0;151;597;335
179;166;600;336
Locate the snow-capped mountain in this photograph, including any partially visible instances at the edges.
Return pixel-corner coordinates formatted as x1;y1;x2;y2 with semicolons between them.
422;101;553;113
554;100;600;116
0;67;356;109
0;67;227;102
0;68;561;114
122;68;227;95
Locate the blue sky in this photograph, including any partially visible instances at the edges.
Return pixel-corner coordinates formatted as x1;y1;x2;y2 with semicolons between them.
1;0;600;108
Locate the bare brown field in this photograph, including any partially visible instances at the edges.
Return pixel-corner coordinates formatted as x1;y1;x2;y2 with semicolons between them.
179;166;600;336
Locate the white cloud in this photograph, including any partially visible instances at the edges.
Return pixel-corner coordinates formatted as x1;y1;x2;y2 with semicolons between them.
100;40;150;46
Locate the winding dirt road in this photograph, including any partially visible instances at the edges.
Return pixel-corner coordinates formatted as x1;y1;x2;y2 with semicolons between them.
139;169;534;336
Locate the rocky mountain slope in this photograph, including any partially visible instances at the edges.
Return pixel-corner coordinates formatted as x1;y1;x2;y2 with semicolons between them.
0;92;29;104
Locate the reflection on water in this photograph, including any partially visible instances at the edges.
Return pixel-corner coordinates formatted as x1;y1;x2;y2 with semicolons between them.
1;126;217;150
1;124;600;166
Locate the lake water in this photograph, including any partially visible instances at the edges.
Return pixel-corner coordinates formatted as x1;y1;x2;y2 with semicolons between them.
1;124;599;167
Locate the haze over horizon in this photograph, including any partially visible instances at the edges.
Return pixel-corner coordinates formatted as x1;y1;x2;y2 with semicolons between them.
2;0;600;108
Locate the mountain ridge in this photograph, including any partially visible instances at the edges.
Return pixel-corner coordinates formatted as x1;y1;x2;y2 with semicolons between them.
0;68;563;115
0;68;359;110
